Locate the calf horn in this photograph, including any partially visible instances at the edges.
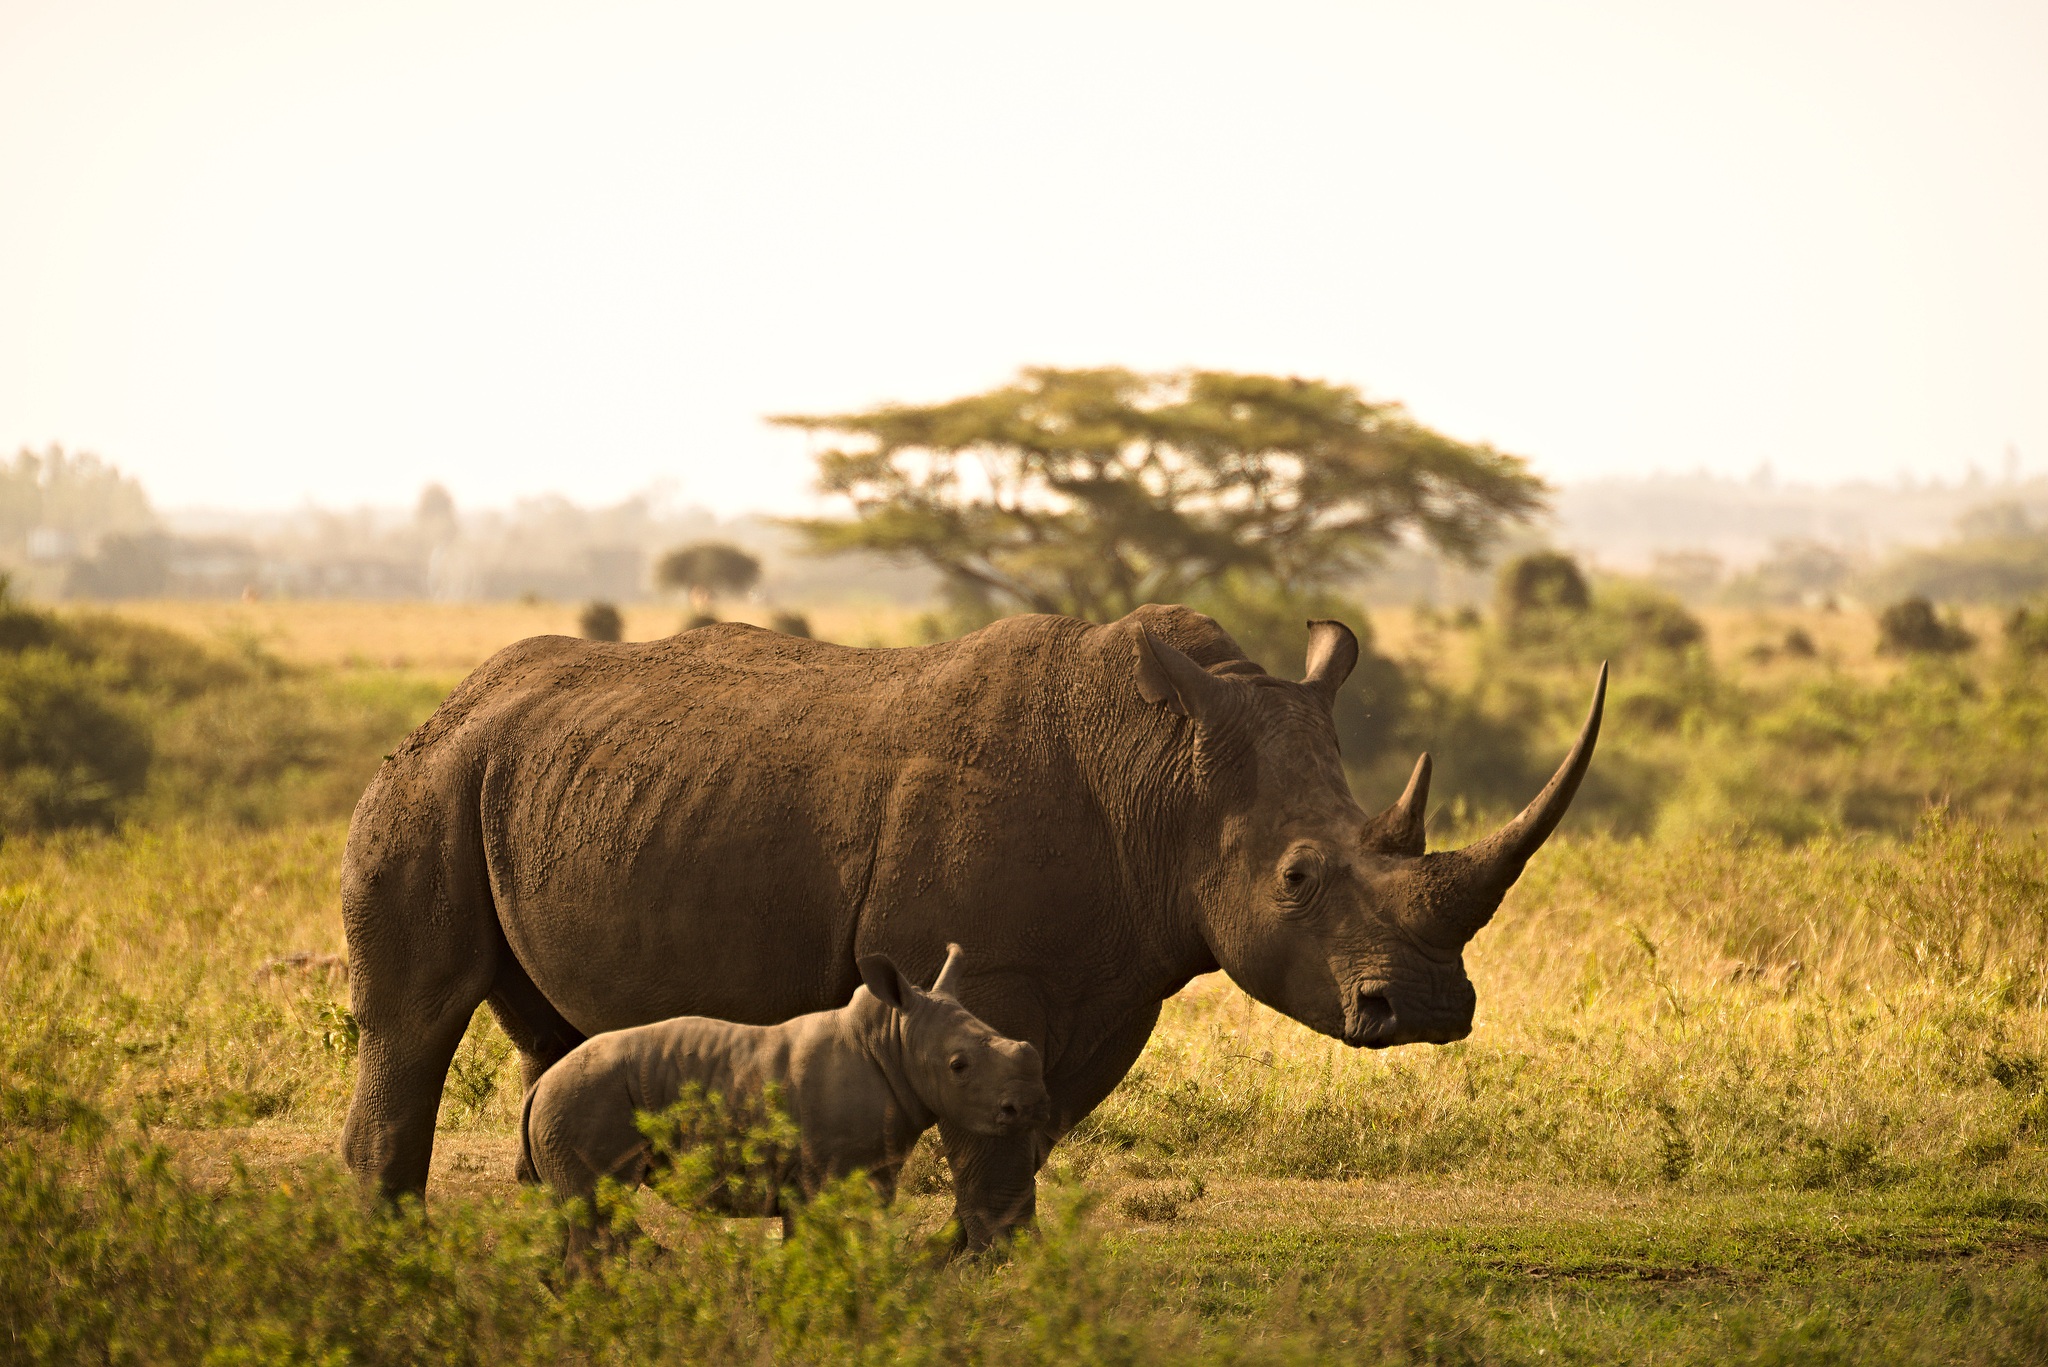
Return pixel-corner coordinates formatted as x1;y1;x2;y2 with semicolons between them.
1432;664;1606;940
929;942;967;999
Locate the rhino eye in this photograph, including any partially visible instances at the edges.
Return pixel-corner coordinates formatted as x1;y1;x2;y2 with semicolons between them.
949;1055;969;1073
1277;849;1324;904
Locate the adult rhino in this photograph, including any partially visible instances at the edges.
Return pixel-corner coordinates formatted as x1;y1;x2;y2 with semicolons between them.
340;604;1603;1247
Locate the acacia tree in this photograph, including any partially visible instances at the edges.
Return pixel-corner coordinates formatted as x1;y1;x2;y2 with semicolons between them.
656;542;761;611
776;367;1545;621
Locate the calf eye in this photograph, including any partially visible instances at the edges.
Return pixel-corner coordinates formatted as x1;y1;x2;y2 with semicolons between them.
948;1055;969;1073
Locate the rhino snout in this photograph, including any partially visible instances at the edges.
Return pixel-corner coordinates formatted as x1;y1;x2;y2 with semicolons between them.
1341;979;1474;1049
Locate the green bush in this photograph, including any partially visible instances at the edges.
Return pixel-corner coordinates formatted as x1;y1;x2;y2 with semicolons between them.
1877;596;1975;656
0;1099;1514;1367
0;648;149;831
2005;604;2048;659
0;590;447;830
578;601;624;642
1498;550;1590;616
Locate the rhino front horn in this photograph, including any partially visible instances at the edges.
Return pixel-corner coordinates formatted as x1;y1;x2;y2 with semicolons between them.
1435;664;1606;937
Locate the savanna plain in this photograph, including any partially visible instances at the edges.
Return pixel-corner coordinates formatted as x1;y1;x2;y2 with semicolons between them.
7;589;2048;1364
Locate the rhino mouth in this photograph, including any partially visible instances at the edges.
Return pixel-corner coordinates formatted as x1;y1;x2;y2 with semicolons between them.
1342;989;1399;1049
1341;985;1473;1049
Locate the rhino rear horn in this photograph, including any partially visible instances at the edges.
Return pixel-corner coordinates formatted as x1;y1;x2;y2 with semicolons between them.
1134;629;1236;724
929;943;967;998
1301;620;1358;706
1432;664;1606;939
1362;753;1431;857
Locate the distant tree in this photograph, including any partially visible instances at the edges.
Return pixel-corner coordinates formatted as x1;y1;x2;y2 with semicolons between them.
656;542;762;610
1647;549;1724;604
678;612;720;632
1496;551;1591;638
1869;530;2048;605
1724;539;1856;607
1876;597;1974;656
0;445;155;554
1956;500;2032;541
415;483;458;545
65;532;171;599
767;610;812;639
774;367;1544;622
578;601;624;642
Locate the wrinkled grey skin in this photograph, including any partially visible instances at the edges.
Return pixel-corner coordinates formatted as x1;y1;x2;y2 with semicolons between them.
341;603;1602;1248
517;944;1049;1249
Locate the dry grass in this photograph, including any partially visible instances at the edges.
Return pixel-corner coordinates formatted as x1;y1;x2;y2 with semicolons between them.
74;598;933;670
7;815;2048;1360
60;595;2014;691
9;599;2048;1361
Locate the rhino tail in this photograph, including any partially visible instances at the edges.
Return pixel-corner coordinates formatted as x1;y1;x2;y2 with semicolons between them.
515;1081;540;1185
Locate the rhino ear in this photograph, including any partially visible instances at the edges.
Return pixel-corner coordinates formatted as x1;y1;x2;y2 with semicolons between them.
1301;620;1358;708
858;954;911;1011
1134;629;1236;724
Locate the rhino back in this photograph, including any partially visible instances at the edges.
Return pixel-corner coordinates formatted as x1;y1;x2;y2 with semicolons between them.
349;608;1237;1060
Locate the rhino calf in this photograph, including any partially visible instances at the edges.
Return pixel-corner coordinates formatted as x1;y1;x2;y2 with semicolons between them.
518;943;1049;1246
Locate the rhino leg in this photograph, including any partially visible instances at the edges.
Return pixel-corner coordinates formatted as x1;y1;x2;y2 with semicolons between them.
338;820;499;1202
1043;1002;1162;1145
938;1003;1163;1252
485;941;586;1092
939;1123;1038;1254
341;1006;480;1200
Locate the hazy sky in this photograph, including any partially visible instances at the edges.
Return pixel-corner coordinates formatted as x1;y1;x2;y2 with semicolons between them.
1;0;2043;516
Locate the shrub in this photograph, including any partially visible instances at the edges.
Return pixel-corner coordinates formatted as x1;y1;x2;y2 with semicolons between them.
0;648;149;831
578;601;624;642
767;610;812;639
1876;596;1974;656
2005;604;2048;658
1496;550;1590;640
1599;580;1706;653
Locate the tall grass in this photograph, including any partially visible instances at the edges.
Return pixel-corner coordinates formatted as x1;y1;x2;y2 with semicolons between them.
8;603;2048;1361
6;819;2048;1361
1074;816;2048;1194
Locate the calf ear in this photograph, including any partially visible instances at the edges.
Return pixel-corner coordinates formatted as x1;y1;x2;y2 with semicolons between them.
858;954;911;1011
1134;629;1237;725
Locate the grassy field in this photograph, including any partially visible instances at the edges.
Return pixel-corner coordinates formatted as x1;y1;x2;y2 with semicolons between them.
78;595;2002;676
89;597;934;668
7;599;2048;1362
